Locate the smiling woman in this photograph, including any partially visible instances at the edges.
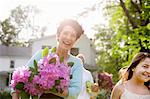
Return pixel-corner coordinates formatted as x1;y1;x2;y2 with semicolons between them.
111;52;150;99
11;19;84;99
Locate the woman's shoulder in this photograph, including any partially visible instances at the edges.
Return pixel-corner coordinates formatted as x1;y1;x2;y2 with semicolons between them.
114;83;125;92
111;83;125;99
69;54;82;62
112;82;125;96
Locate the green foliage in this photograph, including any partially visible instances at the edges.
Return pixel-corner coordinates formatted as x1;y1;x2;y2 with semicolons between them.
0;6;31;46
15;82;24;90
0;19;17;46
94;26;121;82
94;0;150;84
33;60;38;74
0;5;41;47
0;91;11;99
51;47;56;53
67;62;74;67
59;56;64;63
42;47;49;57
110;0;150;65
49;57;57;64
19;91;30;99
97;89;111;99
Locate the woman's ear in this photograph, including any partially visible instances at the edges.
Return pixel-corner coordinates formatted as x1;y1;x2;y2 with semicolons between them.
132;68;135;72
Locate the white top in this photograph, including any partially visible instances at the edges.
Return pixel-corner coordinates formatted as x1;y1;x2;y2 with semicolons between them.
121;88;150;99
77;68;94;99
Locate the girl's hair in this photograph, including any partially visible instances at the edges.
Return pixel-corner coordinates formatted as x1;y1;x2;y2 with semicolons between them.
57;19;84;39
144;81;150;90
122;52;150;89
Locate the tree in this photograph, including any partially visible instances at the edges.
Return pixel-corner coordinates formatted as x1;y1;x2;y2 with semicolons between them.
94;26;123;82
0;18;22;46
0;5;42;47
110;0;150;66
98;0;150;82
79;0;150;82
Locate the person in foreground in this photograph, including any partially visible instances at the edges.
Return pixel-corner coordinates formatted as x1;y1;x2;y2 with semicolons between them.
111;52;150;99
11;19;84;99
77;54;99;99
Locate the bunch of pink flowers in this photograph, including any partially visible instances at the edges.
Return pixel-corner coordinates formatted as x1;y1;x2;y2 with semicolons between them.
10;47;72;98
98;72;114;90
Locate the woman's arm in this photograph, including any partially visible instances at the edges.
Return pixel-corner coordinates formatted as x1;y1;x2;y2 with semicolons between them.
111;84;123;99
12;92;19;99
68;59;83;97
48;88;69;97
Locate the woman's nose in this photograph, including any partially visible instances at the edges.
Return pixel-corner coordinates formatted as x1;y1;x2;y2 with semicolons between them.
65;34;72;40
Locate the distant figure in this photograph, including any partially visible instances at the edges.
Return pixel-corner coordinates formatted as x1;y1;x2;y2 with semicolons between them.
111;52;150;99
115;66;128;86
77;54;99;99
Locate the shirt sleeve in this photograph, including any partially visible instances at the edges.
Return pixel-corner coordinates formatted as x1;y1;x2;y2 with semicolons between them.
89;72;94;83
10;50;42;95
68;59;83;98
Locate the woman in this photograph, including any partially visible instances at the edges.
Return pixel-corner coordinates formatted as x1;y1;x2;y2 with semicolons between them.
12;19;84;99
111;52;150;99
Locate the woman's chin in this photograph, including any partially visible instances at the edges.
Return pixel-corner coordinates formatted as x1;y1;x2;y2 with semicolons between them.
61;46;71;51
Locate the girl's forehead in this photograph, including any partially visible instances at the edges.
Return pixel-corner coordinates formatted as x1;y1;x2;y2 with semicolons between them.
143;58;150;63
138;58;150;66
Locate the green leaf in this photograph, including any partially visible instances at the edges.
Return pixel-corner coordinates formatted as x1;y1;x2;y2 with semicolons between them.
28;73;34;82
42;47;49;58
20;91;30;99
34;60;38;74
147;23;150;30
55;80;60;85
59;56;64;63
49;57;56;64
67;62;74;67
32;96;38;99
29;67;35;72
50;86;57;93
51;47;56;53
15;82;24;90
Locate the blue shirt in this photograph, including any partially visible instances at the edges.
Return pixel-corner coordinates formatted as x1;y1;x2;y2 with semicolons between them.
12;50;83;99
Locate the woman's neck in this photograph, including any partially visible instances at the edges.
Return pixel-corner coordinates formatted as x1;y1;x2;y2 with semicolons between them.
129;76;145;87
56;46;69;60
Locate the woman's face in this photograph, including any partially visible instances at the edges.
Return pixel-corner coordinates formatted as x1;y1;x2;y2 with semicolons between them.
57;25;77;51
134;58;150;82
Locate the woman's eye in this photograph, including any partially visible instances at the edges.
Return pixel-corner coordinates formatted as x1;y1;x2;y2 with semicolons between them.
142;65;148;68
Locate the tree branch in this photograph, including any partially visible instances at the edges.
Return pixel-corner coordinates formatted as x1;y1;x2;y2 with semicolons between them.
131;0;141;13
119;0;138;29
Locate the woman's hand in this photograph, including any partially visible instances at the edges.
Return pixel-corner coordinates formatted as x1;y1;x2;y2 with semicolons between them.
48;88;69;98
12;92;19;99
91;83;99;92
